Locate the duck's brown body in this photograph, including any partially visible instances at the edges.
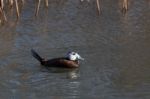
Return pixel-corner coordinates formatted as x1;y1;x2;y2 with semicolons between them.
41;58;79;68
31;49;79;68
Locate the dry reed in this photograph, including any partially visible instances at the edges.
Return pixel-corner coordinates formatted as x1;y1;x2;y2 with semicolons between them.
0;0;7;24
35;0;49;16
0;7;7;21
0;0;131;24
15;0;20;18
96;0;101;15
122;0;128;14
45;0;48;8
9;0;14;8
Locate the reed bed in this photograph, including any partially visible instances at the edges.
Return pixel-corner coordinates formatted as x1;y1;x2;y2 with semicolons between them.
0;0;129;24
0;0;24;24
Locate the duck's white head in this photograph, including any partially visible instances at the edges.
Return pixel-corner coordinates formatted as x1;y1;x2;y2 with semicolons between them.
67;52;84;61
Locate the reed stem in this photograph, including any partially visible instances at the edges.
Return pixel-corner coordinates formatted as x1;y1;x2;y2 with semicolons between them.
96;0;101;15
35;0;41;16
15;0;20;18
0;6;7;22
122;0;128;13
9;0;14;7
0;0;4;9
45;0;48;8
21;0;24;5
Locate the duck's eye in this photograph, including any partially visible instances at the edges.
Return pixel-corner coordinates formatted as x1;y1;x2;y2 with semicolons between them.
72;52;76;55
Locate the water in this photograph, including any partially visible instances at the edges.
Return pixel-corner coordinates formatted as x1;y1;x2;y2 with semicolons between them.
0;0;150;99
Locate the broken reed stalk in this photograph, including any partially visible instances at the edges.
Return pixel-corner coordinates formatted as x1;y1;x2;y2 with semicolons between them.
21;0;24;5
0;0;4;9
96;0;101;15
35;0;49;16
45;0;48;8
0;0;6;23
9;0;14;8
0;7;7;22
15;0;20;18
122;0;128;13
35;0;41;16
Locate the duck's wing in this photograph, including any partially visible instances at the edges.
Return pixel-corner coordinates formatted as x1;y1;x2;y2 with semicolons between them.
59;59;79;68
44;58;79;68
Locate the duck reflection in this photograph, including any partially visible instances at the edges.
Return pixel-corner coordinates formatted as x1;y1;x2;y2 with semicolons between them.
67;68;79;79
40;66;80;79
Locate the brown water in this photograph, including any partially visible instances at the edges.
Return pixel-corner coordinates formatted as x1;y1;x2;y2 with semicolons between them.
0;0;150;99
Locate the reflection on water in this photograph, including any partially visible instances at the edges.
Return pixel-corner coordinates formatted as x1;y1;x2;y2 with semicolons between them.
0;0;150;99
41;67;80;79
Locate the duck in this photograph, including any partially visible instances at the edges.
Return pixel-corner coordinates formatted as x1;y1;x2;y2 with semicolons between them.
31;49;84;68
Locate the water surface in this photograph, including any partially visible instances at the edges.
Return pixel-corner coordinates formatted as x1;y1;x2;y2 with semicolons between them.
0;0;150;99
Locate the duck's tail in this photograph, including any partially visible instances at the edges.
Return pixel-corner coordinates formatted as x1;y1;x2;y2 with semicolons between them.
31;49;44;64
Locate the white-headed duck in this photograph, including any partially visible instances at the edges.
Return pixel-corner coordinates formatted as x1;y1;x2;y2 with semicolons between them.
31;49;84;68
